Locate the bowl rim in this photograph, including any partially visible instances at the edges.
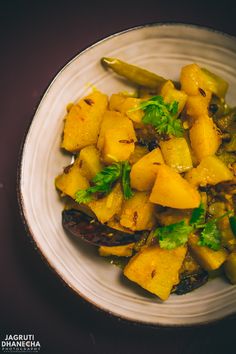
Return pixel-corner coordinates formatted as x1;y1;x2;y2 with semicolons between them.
17;22;236;328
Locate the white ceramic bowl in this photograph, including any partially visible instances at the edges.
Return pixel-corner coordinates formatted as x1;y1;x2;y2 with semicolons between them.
18;23;236;326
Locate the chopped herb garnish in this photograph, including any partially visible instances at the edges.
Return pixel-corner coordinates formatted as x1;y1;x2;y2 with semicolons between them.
155;203;232;250
198;221;221;251
131;95;183;137
196;208;232;251
189;202;206;228
154;220;193;250
122;161;134;200
75;161;133;203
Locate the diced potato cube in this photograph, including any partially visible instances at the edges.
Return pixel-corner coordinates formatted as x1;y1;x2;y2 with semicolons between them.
186;93;211;118
188;234;228;271
102;127;135;164
77;145;103;181
161;80;187;114
88;183;123;223
55;161;89;199
109;94;143;123
124;98;144;123
124;245;187;300
97;110;136;151
150;165;200;209
185;155;233;187
224;252;236;284
109;93;126;110
99;243;135;257
180;63;211;96
159;137;193;173
120;192;155;231
61;91;108;152
130;148;164;191
189;115;221;162
181;64;228;99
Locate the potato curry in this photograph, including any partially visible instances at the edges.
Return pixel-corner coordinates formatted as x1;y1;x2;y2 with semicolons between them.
55;58;236;301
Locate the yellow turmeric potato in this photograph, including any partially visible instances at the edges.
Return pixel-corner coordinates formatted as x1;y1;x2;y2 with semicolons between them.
186;93;211;119
124;245;187;300
99;243;135;257
97;110;136;152
61;91;108;152
77;145;103;181
180;63;210;96
130;148;164;191
55;160;89;199
120;192;155;231
189;115;221;162
102;127;135;164
159;137;193;173
150;165;200;209
188;234;228;271
160;80;187;114
109;93;126;110
185;155;233;187
109;94;144;123
88;183;123;224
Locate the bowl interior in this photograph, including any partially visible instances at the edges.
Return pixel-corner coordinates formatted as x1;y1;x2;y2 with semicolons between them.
19;24;236;326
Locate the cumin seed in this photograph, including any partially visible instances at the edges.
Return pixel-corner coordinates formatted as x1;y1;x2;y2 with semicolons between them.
198;88;206;97
63;165;72;174
151;269;156;278
133;211;138;225
118;139;134;144
84;98;94;106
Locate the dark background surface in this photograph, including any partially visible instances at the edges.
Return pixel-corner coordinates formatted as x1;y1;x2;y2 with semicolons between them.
1;0;236;353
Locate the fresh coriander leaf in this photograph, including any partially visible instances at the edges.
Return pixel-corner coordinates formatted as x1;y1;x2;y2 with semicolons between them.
75;189;93;204
198;221;221;251
122;161;134;200
154;220;193;250
189;202;206;228
169;100;179;115
132;95;183;137
75;163;122;204
92;163;122;193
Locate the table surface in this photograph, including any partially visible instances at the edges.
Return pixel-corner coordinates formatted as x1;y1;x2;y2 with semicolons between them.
1;1;236;353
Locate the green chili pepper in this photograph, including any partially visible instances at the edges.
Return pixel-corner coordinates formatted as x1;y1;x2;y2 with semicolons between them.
101;57;167;91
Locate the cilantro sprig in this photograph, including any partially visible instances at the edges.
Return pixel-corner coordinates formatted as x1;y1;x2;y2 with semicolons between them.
154;203;232;250
189;202;206;228
121;161;134;200
75;161;133;204
197;221;221;251
154;220;192;250
132;95;183;137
